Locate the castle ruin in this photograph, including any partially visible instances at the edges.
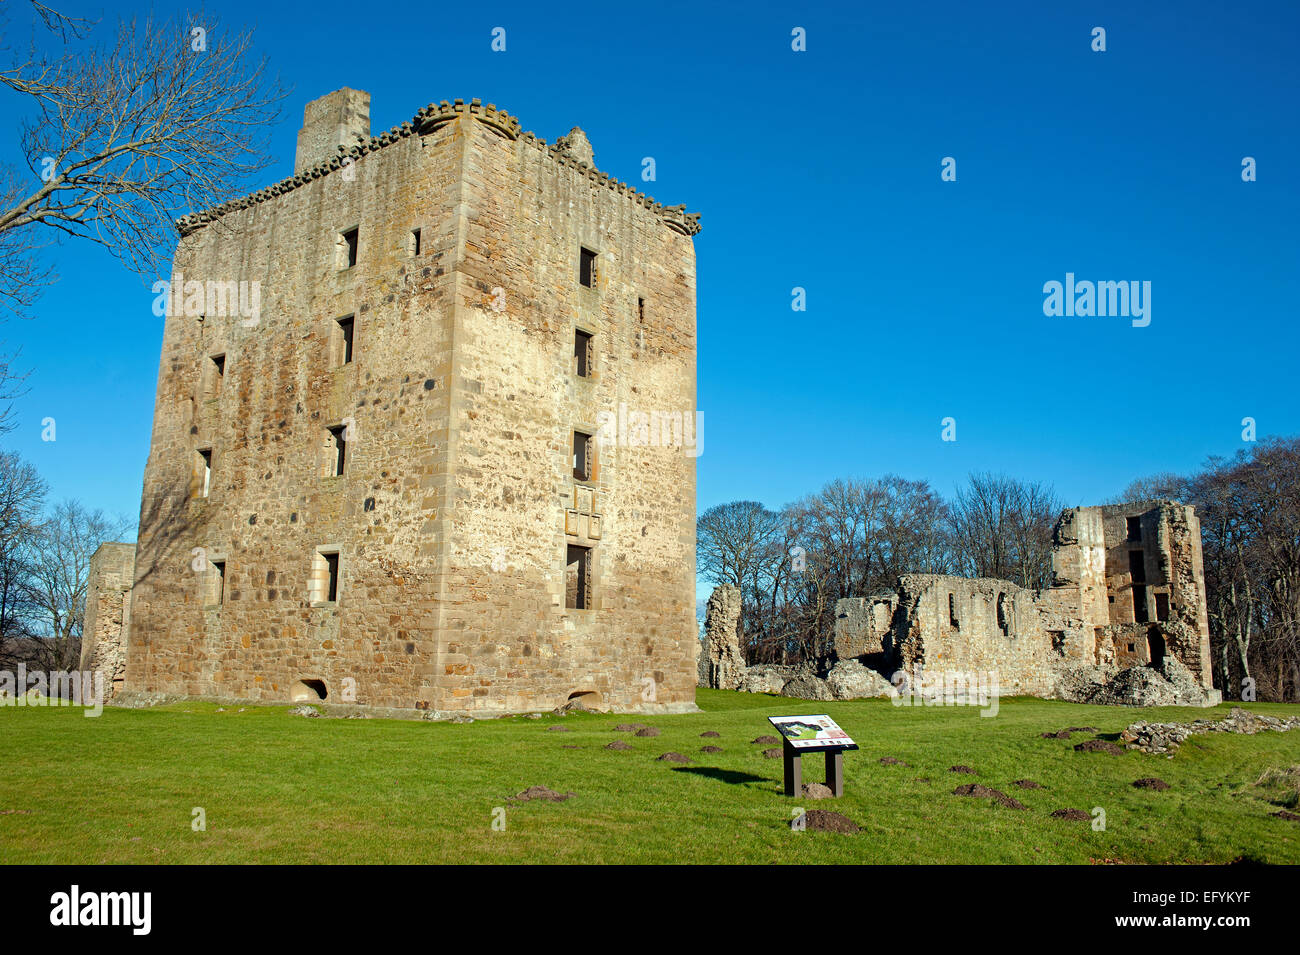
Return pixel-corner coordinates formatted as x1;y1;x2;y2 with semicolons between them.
91;90;702;715
710;500;1220;706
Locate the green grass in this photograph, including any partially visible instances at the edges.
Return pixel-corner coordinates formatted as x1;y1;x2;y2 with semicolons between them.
1;692;1298;864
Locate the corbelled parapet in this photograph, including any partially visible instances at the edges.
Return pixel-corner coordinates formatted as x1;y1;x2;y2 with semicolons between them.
176;95;701;237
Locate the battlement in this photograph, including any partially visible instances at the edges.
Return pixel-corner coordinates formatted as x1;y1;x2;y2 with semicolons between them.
177;93;701;238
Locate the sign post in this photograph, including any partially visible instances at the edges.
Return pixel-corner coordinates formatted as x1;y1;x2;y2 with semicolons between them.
768;715;858;797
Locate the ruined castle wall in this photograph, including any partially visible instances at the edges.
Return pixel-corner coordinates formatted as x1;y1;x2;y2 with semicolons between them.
890;574;1086;696
79;542;136;698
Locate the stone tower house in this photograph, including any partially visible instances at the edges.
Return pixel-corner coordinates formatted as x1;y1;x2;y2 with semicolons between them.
119;91;702;714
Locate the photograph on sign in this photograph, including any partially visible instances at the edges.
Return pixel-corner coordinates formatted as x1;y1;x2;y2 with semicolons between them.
768;715;857;750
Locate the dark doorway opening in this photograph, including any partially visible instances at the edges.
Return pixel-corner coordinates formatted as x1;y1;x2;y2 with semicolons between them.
1147;628;1166;669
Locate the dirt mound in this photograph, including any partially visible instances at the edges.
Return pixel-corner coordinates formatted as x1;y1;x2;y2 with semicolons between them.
1051;808;1091;821
1013;779;1044;789
604;740;633;750
1273;810;1300;822
797;810;860;833
1067;726;1098;733
656;752;691;763
880;756;909;766
762;748;783;758
802;783;835;800
953;783;1027;810
509;786;574;802
949;765;978;775
752;735;780;744
1074;739;1124;755
1041;730;1071;739
634;727;661;737
700;745;723;754
1133;777;1170;790
700;731;721;738
613;723;643;732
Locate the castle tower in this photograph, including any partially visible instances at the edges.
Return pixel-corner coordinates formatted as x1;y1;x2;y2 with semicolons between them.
122;94;702;714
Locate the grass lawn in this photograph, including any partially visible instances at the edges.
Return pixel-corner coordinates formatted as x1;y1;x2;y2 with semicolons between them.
1;691;1298;864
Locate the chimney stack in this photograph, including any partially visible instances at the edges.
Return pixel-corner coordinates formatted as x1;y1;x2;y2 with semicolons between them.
295;88;371;174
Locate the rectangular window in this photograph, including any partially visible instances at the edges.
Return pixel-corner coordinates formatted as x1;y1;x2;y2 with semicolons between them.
948;593;960;629
209;354;225;399
1133;584;1149;623
410;228;421;256
579;247;596;288
638;297;645;322
1128;549;1146;583
572;430;592;482
565;544;591;610
327;426;347;477
340;227;359;269
334;315;355;366
574;330;593;378
311;550;340;604
1126;516;1142;542
1155;592;1170;622
209;560;226;606
197;448;212;498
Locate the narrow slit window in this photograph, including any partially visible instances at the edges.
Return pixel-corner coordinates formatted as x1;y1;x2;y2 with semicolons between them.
948;593;959;629
410;228;421;256
572;430;592;482
335;315;355;366
327;426;347;476
638;297;645;322
574;330;593;378
312;550;340;604
209;354;225;398
579;247;596;288
565;544;592;610
340;227;359;269
197;448;212;498
209;560;225;606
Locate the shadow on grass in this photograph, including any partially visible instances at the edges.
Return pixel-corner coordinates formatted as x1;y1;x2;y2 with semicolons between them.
673;766;771;787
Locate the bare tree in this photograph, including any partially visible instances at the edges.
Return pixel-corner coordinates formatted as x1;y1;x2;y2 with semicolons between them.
0;450;47;667
949;472;1060;589
0;6;286;316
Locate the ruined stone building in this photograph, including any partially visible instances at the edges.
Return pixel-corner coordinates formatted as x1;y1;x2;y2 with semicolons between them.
833;501;1216;701
87;90;702;715
703;500;1218;706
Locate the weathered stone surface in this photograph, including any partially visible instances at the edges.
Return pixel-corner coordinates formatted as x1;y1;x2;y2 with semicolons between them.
824;500;1217;707
77;542;136;701
780;672;834;701
704;584;745;690
109;91;702;716
739;664;795;695
825;659;897;700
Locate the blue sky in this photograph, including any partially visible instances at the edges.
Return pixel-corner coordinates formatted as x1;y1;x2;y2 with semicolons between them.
2;0;1297;533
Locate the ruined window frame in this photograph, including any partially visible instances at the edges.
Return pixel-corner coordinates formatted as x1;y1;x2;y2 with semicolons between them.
196;448;213;499
325;425;348;477
338;226;360;270
311;548;342;606
333;314;355;367
579;246;598;289
207;353;226;401
207;558;226;608
565;543;593;611
574;328;594;379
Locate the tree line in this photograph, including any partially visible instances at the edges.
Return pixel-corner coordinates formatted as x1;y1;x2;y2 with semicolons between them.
0;449;131;674
697;437;1300;702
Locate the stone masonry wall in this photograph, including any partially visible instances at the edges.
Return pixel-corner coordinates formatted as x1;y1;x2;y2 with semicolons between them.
79;542;136;698
123;94;700;713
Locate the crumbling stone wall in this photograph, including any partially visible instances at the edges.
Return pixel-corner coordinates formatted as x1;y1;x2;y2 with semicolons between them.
123;91;701;714
832;500;1215;702
79;542;136;699
704;585;745;690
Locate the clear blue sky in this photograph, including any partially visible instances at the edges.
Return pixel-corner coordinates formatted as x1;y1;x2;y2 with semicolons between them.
3;0;1298;535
